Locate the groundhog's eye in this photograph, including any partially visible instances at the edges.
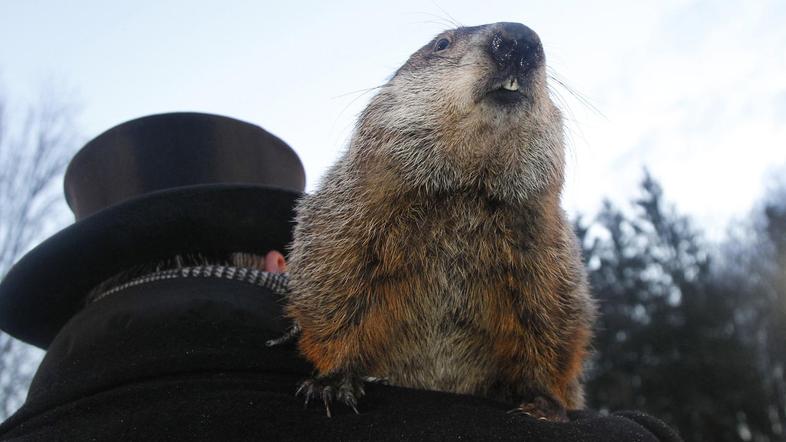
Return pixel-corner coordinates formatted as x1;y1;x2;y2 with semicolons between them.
434;38;451;52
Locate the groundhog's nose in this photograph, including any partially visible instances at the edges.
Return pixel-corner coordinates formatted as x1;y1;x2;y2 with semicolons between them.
488;22;544;72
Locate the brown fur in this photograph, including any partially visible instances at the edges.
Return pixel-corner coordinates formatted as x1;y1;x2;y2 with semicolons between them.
286;22;595;411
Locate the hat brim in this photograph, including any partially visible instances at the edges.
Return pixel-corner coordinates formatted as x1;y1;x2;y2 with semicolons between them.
0;184;301;348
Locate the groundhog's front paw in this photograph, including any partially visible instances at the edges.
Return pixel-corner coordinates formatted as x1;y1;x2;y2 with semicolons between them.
509;395;568;422
296;372;365;417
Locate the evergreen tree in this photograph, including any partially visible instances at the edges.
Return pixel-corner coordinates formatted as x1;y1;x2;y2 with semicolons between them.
579;172;778;441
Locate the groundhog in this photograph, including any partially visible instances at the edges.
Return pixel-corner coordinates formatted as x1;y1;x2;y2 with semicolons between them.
285;22;596;421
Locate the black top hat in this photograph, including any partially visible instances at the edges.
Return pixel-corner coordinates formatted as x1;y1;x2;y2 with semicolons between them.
0;112;305;348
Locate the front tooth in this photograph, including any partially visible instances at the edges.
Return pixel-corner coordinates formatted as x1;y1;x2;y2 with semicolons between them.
502;78;519;91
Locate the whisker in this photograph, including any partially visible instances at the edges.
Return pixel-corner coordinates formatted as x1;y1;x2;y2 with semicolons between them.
404;13;457;30
546;82;581;168
548;85;571;118
335;85;387;124
547;68;605;119
430;1;462;28
331;84;389;100
545;68;604;168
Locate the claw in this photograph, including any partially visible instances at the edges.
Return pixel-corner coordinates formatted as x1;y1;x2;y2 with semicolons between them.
303;389;313;409
512;395;569;422
322;385;335;417
323;394;332;418
342;392;359;415
296;380;315;409
295;373;366;417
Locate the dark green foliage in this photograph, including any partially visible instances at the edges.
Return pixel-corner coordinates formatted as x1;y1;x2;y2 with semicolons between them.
579;171;785;442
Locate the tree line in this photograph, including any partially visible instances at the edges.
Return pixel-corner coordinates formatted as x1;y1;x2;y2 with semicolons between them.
579;172;786;441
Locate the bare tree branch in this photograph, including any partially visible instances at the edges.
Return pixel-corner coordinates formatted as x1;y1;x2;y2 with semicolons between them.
0;88;79;420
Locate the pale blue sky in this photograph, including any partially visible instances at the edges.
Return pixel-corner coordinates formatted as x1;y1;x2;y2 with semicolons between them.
2;0;785;239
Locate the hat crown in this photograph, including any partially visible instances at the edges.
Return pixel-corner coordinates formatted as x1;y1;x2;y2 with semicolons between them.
65;112;305;220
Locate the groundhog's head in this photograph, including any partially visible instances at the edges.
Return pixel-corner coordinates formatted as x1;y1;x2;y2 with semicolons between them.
352;22;565;203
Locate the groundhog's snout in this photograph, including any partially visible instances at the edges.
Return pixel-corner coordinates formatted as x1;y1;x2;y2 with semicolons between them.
487;22;544;74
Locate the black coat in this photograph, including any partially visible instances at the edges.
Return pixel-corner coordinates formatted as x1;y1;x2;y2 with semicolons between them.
0;276;681;441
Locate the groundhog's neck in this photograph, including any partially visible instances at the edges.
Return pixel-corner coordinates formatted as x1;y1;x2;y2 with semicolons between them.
348;124;565;212
348;145;564;236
